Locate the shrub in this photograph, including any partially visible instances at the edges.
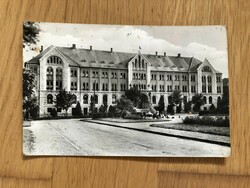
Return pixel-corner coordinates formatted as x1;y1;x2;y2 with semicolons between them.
183;116;229;127
51;108;58;117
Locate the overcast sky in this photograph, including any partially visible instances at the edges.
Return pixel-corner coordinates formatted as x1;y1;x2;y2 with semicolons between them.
23;22;229;78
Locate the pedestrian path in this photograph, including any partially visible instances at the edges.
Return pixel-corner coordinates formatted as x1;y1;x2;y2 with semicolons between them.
83;118;230;147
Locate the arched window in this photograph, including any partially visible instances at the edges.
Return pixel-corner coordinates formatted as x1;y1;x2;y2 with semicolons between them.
46;67;53;90
112;94;117;104
202;66;212;72
47;56;62;64
203;96;207;104
83;94;88;104
56;67;63;90
135;59;137;68
217;96;222;104
152;96;156;104
72;94;77;104
209;96;213;104
103;94;108;105
47;94;53;104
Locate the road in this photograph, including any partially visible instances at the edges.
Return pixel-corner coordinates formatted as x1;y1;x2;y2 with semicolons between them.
23;119;230;157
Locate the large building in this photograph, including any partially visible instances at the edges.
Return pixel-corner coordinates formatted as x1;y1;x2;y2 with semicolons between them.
25;44;223;116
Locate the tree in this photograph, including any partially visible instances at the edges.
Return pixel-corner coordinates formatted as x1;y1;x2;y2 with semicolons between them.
55;89;76;116
184;101;192;113
157;96;165;113
192;93;204;112
169;90;183;113
116;95;134;117
23;68;38;119
124;87;142;107
23;22;40;48
72;101;83;116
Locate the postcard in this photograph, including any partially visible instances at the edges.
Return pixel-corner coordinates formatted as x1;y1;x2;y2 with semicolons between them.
23;22;230;157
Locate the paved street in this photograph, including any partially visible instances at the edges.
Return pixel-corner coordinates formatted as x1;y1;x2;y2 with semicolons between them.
23;119;230;157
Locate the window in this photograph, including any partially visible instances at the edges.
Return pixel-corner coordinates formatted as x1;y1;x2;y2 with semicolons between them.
203;96;207;104
216;76;221;83
208;85;212;93
160;85;165;92
167;85;172;92
217;96;222;104
202;76;206;83
202;85;206;93
47;56;62;64
191;75;195;82
71;82;77;90
151;74;156;80
47;94;53;104
93;82;99;91
175;75;180;81
182;85;187;92
191;86;196;93
209;96;213;104
202;66;212;72
142;59;144;69
182;75;187;81
217;86;221;93
103;94;108;105
167;75;172;81
175;85;180;91
112;95;117;104
152;96;156;104
83;95;88;104
207;76;212;83
46;67;53;90
71;69;77;77
56;68;62;90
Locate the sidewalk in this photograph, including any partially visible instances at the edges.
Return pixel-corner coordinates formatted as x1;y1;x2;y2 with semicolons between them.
82;118;230;146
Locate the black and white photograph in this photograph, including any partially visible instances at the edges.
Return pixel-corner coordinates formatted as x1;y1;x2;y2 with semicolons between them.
23;22;230;157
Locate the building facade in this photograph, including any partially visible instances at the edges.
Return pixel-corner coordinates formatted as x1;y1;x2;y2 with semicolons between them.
25;45;223;116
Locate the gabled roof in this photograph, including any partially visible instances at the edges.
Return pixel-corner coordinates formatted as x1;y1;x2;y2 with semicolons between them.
25;46;209;72
26;45;54;64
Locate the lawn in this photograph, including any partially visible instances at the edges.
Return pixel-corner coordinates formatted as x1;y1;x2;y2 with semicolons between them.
150;123;230;136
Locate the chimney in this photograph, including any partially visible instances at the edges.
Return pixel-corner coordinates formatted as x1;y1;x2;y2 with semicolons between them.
177;53;181;58
40;46;43;52
155;51;158;56
110;48;113;53
90;45;92;51
72;44;76;49
164;52;166;57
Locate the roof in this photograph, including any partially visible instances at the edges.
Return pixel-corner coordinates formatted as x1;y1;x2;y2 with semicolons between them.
26;46;206;72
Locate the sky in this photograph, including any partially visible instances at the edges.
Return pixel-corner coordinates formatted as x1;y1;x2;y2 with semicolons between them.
23;22;229;78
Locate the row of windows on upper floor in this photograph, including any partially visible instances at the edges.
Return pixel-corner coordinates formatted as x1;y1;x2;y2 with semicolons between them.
151;74;193;81
202;85;222;93
70;82;127;92
72;70;126;79
202;75;222;83
46;93;118;105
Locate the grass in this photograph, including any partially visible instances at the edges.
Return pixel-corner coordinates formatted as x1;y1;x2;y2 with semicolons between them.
150;123;230;136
